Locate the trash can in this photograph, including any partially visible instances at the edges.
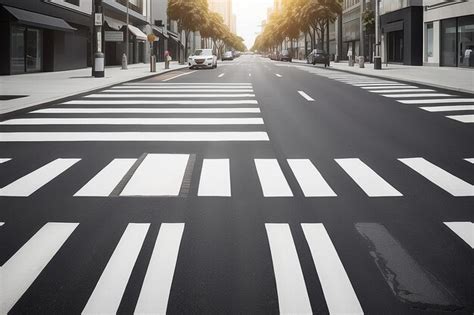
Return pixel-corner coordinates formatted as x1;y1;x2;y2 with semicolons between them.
93;52;105;78
358;56;365;68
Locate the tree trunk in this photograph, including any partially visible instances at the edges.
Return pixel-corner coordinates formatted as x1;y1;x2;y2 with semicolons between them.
326;19;330;54
304;31;308;57
184;30;190;59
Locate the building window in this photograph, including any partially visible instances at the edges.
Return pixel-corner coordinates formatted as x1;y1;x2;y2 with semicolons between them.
426;22;433;59
440;18;457;66
458;15;474;67
65;0;80;6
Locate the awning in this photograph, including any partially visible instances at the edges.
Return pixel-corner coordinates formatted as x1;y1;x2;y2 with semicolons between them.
128;24;147;41
167;31;180;41
382;20;404;33
3;5;76;32
152;25;169;38
104;16;124;31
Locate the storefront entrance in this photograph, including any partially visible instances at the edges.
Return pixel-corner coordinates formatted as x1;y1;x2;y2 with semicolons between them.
387;30;404;63
441;15;474;67
10;26;42;74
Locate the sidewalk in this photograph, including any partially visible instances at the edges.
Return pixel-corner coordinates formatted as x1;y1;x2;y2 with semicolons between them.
293;59;473;94
0;62;187;117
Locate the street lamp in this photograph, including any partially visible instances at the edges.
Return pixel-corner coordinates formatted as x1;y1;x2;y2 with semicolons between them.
374;0;381;69
122;0;129;69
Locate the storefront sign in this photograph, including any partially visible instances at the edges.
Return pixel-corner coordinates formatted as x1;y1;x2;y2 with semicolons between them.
105;31;124;42
94;13;103;26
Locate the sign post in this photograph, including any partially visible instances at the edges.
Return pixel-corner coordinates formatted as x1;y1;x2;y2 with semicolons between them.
92;0;105;77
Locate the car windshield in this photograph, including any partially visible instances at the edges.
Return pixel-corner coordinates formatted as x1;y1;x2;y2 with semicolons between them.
225;51;232;55
193;49;212;56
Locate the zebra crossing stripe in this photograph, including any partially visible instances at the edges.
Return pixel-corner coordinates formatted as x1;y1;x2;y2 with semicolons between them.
360;85;417;89
370;89;435;93
302;224;363;314
355;83;407;87
113;86;252;89
465;158;474;164
0;158;11;164
288;159;336;197
82;223;150;314
382;93;452;98
135;223;185;314
446;115;474;123
399;158;474;196
444;222;473;248
265;224;312;314
105;89;254;93
63;100;259;105
0;222;79;314
123;83;252;85
0;222;4;226
1;118;265;125
335;158;402;197
198;159;231;196
32;108;262;114
420;105;474;112
85;94;256;98
74;159;137;197
121;154;189;196
398;98;474;104
0;158;80;197
255;159;293;197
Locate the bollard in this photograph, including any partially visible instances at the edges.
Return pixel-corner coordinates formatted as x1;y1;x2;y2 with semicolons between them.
348;56;354;67
358;56;365;68
93;52;105;77
150;55;156;72
121;53;128;70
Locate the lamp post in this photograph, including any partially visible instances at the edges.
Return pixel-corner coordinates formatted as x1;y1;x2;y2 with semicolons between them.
374;0;381;69
122;0;129;69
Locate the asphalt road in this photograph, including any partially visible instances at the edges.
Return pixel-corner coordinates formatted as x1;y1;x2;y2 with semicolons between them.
1;55;473;314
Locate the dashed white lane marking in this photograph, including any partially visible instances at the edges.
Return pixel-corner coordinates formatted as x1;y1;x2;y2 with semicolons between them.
0;132;270;142
32;108;262;114
198;159;231;197
134;223;184;314
74;159;137;197
82;223;150;314
420;105;474;112
64;100;259;105
218;73;225;78
1;118;264;125
0;222;4;226
85;93;256;98
162;70;197;82
335;158;402;197
0;158;11;164
399;158;474;196
0;158;80;197
121;154;189;196
0;222;79;314
360;85;417;89
275;74;282;78
399;98;474;104
444;222;474;248
298;91;315;101
302;223;363;314
104;89;254;93
265;224;312;314
255;159;293;197
446;115;474;123
370;89;435;93
465;158;474;164
382;93;452;98
288;159;336;197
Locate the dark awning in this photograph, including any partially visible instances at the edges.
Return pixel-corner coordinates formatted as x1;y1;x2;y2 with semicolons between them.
152;25;169;38
167;31;180;41
3;5;77;32
382;20;403;33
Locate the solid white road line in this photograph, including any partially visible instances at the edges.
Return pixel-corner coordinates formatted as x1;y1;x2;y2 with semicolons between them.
104;89;254;93
446;115;474;123
370;89;435;93
0;132;270;142
218;73;225;78
255;159;293;197
420;105;474;112
0;158;11;164
465;158;474;164
0;158;80;197
162;70;197;81
298;91;315;101
121;154;189;196
82;223;150;315
360;85;417;89
399;158;474;196
265;224;312;315
32;108;261;114
382;93;452;98
302;223;363;314
85;93;256;98
0;222;78;314
198;159;231;197
288;159;336;197
275;74;282;78
135;223;184;314
74;159;136;197
1;118;265;125
444;222;473;248
64;100;259;105
398;98;474;104
335;158;402;197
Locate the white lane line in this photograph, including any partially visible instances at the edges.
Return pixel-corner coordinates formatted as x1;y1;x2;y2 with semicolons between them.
85;93;256;98
0;132;270;142
399;157;474;196
370;89;435;93
0;158;80;197
198;159;231;197
298;91;315;101
0;222;78;314
113;85;252;89
135;223;184;314
335;158;402;197
360;85;417;90
265;224;312;314
0;222;4;226
288;159;336;197
275;74;282;78
64;100;259;105
121;154;189;196
302;223;363;314
162;70;197;82
420;105;474;112
354;83;407;86
124;82;251;85
1;118;264;125
444;222;473;248
104;89;254;93
398;98;474;104
446;115;474;123
218;73;225;78
0;158;11;164
32;108;261;114
255;159;293;197
74;159;136;197
382;93;452;98
465;158;474;164
82;223;149;315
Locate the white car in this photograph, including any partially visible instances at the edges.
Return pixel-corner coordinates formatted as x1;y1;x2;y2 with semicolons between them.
188;49;217;69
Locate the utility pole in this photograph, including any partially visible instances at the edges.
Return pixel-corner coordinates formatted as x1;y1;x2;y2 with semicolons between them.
92;0;105;77
374;0;381;69
122;0;129;69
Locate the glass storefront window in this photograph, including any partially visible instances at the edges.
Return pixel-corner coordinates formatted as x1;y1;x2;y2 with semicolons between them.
10;26;25;74
441;18;457;66
458;15;474;68
426;23;433;59
26;28;42;72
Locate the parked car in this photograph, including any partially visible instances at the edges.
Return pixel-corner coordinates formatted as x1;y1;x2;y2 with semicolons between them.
307;49;330;67
269;52;280;60
188;49;217;69
279;50;292;62
222;51;234;61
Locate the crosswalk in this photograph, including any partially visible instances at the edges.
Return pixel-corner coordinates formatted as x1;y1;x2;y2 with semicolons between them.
1;154;472;197
1;220;471;313
0;82;270;142
290;65;474;124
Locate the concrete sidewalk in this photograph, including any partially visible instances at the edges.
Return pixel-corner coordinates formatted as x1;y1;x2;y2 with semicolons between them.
0;62;187;116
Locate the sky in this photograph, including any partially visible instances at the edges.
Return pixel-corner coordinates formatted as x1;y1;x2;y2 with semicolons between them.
232;0;274;49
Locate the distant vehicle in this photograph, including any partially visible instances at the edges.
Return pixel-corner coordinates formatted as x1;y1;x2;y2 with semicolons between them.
234;51;241;58
307;49;330;67
269;52;280;60
188;49;217;69
279;50;292;62
222;51;234;61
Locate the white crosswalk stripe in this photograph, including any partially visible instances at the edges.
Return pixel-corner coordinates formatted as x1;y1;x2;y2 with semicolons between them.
420;105;474;112
382;93;453;98
443;222;474;248
105;89;254;92
198;159;231;196
288;159;336;197
446;114;474;123
1;118;265;125
32;108;261;114
255;159;293;197
0;158;11;164
370;89;435;93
